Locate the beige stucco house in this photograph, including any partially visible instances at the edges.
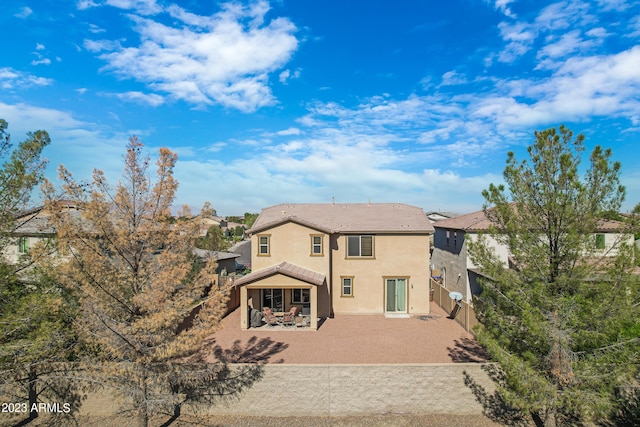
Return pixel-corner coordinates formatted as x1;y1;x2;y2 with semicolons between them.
235;203;434;330
430;208;635;303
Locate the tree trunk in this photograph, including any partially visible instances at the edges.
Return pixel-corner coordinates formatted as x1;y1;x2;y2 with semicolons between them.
139;366;149;427
28;364;38;420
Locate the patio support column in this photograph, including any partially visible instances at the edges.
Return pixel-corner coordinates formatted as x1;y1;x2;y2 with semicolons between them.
310;285;318;330
240;285;248;330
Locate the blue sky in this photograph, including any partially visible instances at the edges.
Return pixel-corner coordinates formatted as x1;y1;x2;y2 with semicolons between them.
2;0;639;215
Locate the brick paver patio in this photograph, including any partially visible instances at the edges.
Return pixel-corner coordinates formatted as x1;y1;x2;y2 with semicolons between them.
205;302;489;364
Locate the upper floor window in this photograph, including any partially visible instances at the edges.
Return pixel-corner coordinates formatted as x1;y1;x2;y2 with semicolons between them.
310;235;323;256
446;230;450;247
347;235;374;257
454;231;458;248
18;237;30;253
258;234;270;256
595;233;606;250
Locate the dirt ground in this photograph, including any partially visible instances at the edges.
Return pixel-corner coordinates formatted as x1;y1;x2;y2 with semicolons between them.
5;413;504;427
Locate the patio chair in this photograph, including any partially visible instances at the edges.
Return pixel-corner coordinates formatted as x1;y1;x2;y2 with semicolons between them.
263;307;279;328
280;306;297;328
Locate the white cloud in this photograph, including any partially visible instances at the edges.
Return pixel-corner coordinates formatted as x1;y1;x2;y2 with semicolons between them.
0;68;52;89
596;0;631;11
279;68;301;84
89;1;299;112
440;70;468;86
493;0;516;17
497;21;536;62
105;0;162;15
494;0;602;64
31;58;52;66
276;127;301;136
88;23;106;34
475;46;640;128
14;7;32;18
77;0;98;10
110;91;165;106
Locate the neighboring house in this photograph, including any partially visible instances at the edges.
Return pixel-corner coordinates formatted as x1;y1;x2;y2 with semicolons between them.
222;221;245;238
234;203;434;330
3;201;80;268
194;215;228;237
192;248;240;276
430;208;635;303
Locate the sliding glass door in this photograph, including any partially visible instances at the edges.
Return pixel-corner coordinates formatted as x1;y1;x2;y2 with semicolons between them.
385;278;407;313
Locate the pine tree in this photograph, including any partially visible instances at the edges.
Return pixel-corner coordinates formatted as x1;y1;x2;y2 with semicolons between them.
43;137;255;426
467;126;640;426
0;119;80;423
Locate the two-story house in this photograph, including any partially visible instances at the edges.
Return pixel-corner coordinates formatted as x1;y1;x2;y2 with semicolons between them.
430;208;634;303
235;203;434;330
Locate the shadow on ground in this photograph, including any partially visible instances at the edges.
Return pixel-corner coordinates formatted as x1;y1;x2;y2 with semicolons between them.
447;337;491;363
208;336;289;364
462;364;529;427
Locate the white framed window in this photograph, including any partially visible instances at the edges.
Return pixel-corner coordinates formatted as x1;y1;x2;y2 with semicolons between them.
341;276;354;297
292;288;310;303
346;235;374;257
595;233;606;250
18;237;30;253
257;234;270;256
310;235;323;256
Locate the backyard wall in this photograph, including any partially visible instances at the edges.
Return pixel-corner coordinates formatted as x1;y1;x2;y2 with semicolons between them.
75;363;495;418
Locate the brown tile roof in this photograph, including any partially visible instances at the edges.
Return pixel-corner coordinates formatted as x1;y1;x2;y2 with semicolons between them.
234;261;326;287
192;248;241;261
248;203;433;235
434;207;629;233
432;209;493;232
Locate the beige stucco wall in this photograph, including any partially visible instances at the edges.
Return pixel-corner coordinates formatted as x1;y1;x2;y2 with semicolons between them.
251;222;330;275
331;234;431;315
246;221;432;317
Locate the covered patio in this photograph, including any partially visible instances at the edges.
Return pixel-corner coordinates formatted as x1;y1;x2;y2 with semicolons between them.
235;261;326;330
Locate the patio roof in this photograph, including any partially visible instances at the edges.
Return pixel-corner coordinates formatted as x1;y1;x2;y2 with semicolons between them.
235;261;325;287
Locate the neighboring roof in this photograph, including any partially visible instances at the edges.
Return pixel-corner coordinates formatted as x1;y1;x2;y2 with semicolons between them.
234;261;325;287
13;203;84;235
192;248;241;261
434;207;630;233
433;209;492;232
424;211;458;222
248;203;434;235
229;239;251;267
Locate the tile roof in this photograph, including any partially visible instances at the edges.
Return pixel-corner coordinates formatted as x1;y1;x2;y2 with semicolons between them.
13;204;85;235
248;203;433;235
434;207;629;233
192;248;241;261
432;209;493;232
234;261;326;287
